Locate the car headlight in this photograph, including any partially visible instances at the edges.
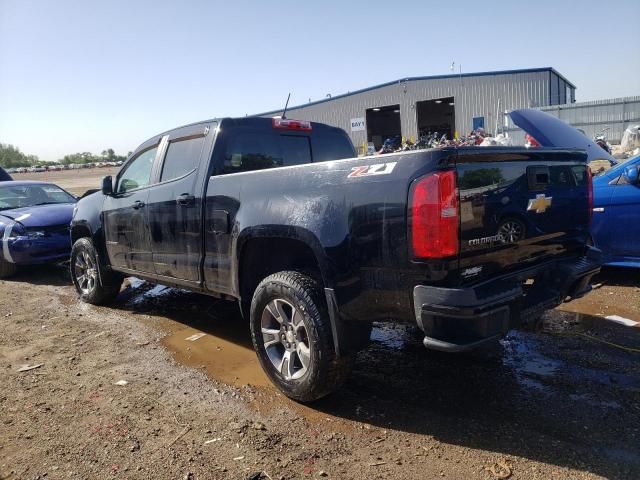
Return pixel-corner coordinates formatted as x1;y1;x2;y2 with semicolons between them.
7;223;44;239
8;222;25;238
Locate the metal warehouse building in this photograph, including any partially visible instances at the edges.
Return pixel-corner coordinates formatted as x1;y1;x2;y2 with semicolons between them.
259;67;576;153
535;96;640;144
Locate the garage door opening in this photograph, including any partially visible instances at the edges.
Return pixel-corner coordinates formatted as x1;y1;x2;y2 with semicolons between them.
366;104;401;150
417;97;455;141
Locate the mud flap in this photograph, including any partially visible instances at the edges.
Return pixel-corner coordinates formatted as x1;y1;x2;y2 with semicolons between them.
324;287;344;357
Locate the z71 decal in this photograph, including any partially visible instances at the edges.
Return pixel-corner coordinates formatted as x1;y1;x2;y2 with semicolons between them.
348;162;397;178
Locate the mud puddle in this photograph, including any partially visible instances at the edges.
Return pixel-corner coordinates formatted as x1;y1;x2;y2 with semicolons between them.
113;278;640;410
161;326;269;387
114;278;270;388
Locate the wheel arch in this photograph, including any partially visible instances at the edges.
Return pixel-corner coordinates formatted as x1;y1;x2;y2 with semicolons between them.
70;222;93;244
235;226;330;304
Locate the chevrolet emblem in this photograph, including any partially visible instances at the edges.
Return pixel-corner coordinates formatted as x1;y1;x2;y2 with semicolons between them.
527;194;552;213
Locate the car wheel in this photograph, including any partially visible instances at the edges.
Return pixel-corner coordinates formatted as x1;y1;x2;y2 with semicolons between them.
70;238;121;305
250;271;354;402
0;257;17;279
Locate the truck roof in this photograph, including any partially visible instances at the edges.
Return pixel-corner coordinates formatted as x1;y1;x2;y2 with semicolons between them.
154;116;348;138
220;117;349;134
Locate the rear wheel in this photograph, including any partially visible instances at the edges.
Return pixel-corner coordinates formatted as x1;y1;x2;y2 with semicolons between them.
70;238;121;305
0;257;17;279
250;271;353;402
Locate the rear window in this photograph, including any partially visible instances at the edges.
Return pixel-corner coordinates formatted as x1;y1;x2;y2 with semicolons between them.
311;132;356;162
222;132;311;174
160;136;205;182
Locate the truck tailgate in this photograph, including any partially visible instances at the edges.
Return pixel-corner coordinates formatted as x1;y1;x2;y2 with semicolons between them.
455;148;591;284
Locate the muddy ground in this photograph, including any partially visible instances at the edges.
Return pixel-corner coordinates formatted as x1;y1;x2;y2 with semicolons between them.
0;265;638;480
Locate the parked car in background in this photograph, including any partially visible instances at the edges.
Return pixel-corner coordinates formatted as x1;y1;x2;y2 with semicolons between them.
591;154;640;267
509;109;618;169
0;181;77;278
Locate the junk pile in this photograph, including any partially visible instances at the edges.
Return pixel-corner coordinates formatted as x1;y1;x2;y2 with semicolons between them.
376;129;514;154
620;125;640;156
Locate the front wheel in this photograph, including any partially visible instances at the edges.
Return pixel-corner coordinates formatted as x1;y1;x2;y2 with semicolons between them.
70;238;121;305
250;271;353;402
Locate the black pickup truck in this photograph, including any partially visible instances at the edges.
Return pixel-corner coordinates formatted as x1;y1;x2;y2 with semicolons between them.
70;115;601;401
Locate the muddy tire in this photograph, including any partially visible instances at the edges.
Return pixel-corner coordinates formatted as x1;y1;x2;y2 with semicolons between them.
0;257;17;279
250;271;354;402
70;238;121;305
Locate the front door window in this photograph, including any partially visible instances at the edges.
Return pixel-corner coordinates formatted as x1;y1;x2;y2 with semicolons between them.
117;146;158;193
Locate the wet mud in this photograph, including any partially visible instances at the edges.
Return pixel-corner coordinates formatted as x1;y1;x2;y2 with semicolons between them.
112;273;640;471
2;264;639;478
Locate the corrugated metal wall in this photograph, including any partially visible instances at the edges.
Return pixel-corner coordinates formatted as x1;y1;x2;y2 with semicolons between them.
262;71;553;150
538;97;640;143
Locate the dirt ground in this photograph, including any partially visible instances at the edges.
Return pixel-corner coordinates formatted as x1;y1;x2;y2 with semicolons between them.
1;171;639;480
1;266;639;480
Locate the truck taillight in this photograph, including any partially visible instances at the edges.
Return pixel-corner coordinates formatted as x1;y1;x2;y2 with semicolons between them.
587;166;594;225
272;118;312;131
409;170;459;259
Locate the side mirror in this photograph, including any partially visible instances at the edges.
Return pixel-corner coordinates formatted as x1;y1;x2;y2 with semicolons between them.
101;176;114;195
622;165;639;185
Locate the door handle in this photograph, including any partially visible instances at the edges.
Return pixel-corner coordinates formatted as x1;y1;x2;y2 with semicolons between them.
176;193;195;206
132;200;145;209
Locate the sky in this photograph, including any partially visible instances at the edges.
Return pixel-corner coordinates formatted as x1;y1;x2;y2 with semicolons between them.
1;0;639;161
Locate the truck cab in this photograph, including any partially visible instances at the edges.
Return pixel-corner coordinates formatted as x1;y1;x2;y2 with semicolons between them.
76;117;355;290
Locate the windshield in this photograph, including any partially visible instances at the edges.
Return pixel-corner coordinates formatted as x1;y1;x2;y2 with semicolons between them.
0;184;75;211
593;154;640;178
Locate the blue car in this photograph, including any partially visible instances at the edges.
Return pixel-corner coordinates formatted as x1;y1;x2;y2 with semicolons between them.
507;109;638;267
0;181;77;278
591;155;640;267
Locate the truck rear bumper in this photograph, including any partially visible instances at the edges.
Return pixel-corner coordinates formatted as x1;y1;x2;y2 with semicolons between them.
413;248;601;352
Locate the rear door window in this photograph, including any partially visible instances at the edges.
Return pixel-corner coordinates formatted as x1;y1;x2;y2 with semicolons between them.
160;136;205;182
222;132;311;174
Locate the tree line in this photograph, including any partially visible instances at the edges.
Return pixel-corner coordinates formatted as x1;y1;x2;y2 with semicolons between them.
0;143;131;168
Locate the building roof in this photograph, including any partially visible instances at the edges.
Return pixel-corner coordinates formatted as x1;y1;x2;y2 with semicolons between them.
257;67;576;116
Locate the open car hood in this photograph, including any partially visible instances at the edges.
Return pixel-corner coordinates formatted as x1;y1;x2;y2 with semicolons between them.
0;167;12;181
0;203;75;227
509;108;617;164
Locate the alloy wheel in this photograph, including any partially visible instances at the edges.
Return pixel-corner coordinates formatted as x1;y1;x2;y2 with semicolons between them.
74;250;97;295
260;298;311;380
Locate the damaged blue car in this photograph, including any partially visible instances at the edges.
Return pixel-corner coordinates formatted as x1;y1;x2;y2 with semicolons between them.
0;181;76;278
